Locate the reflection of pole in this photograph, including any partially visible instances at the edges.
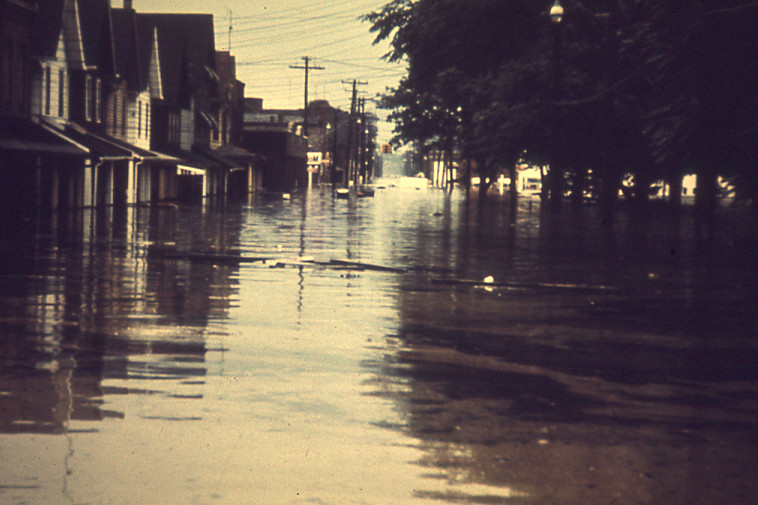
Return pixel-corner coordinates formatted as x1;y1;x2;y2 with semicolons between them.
297;193;307;321
332;109;339;187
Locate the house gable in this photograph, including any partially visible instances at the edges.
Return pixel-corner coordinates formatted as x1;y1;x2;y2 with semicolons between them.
148;27;163;101
62;0;85;70
30;3;71;126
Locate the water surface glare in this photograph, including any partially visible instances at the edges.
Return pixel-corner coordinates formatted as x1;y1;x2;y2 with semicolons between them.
1;187;757;505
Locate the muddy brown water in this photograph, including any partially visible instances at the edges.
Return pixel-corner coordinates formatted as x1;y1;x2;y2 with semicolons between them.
1;186;757;504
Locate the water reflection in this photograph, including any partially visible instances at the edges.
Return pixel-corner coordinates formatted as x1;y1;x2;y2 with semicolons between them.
0;204;243;435
1;188;757;504
382;194;758;504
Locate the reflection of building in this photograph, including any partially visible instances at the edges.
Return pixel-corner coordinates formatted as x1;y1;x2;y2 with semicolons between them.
0;202;246;435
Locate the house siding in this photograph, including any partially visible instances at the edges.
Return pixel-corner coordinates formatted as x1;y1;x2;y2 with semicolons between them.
127;90;150;149
180;105;193;151
31;33;68;126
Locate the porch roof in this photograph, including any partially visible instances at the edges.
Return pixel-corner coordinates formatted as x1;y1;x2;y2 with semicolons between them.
62;124;132;159
0;117;87;157
193;145;243;171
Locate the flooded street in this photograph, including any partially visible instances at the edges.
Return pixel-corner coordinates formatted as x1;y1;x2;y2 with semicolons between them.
1;187;757;505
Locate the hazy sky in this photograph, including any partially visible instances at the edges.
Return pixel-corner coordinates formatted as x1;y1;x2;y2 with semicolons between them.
130;0;406;141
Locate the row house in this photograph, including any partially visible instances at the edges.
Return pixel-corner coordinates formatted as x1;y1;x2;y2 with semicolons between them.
28;0;138;209
136;9;261;202
0;0;88;212
0;0;258;212
212;50;263;196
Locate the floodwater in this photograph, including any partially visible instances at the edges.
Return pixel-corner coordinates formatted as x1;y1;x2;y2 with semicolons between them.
1;186;757;505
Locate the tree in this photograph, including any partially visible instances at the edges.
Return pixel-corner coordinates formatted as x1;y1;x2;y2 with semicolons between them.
365;0;546;200
367;0;758;227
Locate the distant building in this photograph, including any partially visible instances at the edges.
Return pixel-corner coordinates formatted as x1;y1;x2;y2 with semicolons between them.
240;98;308;191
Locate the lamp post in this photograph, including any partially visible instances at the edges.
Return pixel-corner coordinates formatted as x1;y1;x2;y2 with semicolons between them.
548;0;564;212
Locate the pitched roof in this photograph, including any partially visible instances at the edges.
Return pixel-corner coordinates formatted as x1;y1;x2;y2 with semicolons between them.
76;0;115;74
136;15;158;93
31;0;65;58
111;8;142;91
136;13;216;105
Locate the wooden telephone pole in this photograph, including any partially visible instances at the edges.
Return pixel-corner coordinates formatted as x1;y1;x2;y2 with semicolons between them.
290;56;324;140
341;79;367;186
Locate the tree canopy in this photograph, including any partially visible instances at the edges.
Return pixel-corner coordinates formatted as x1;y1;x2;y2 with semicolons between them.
365;0;758;218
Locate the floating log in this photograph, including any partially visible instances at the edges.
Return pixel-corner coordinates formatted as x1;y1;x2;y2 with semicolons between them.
328;259;406;273
430;278;617;292
267;258;318;268
154;251;272;264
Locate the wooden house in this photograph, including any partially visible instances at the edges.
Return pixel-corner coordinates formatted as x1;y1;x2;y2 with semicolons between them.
137;12;239;201
0;0;90;212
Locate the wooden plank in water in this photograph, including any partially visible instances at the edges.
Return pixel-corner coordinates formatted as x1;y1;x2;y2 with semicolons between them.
328;259;406;273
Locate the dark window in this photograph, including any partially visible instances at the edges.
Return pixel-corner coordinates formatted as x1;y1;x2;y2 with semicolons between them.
20;43;28;113
44;66;51;116
58;69;65;117
85;75;92;121
222;111;228;143
121;94;127;135
95;78;101;122
138;101;142;137
168;112;175;144
111;94;117;134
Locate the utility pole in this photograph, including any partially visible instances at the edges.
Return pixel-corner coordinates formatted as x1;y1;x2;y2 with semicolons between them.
228;9;232;51
290;56;324;141
358;98;366;184
341;79;367;186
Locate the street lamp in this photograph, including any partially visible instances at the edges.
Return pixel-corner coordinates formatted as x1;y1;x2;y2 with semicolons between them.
548;0;564;211
550;1;563;24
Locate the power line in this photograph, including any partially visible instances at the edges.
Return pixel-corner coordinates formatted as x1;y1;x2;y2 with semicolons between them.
290;56;325;138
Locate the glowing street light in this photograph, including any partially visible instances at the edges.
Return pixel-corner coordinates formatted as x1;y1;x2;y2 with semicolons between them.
550;0;564;23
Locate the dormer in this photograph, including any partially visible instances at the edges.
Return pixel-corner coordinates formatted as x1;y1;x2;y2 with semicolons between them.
31;0;85;127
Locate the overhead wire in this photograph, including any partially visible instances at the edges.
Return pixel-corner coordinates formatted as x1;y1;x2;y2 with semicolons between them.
209;0;402;127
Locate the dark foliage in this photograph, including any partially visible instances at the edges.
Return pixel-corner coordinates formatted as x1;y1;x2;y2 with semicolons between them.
365;0;758;215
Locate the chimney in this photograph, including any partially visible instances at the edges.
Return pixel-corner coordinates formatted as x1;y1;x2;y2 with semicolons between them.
124;0;132;9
